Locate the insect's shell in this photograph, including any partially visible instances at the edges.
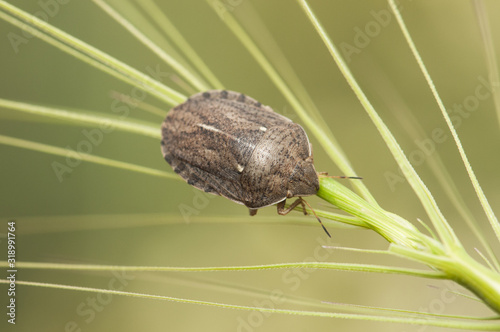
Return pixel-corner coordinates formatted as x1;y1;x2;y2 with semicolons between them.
161;90;319;212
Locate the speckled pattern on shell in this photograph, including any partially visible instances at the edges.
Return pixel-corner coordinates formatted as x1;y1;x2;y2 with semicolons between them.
161;90;319;212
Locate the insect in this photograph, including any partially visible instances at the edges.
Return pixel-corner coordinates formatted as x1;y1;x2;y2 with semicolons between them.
161;90;330;235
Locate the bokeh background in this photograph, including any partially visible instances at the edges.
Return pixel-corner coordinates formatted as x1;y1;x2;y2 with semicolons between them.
1;0;499;331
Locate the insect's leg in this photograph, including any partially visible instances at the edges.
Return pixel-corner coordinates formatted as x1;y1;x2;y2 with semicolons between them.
276;198;306;216
278;198;331;237
249;208;258;216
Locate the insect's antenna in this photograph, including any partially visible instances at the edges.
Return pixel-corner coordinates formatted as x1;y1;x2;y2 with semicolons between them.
333;175;362;180
318;172;362;180
302;198;331;238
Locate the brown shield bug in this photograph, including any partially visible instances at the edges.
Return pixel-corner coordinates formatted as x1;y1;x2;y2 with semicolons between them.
161;90;331;235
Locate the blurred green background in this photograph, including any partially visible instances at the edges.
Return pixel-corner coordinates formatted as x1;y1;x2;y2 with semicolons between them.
1;0;499;331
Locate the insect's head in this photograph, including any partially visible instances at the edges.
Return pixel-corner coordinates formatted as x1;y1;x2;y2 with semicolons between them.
287;156;319;198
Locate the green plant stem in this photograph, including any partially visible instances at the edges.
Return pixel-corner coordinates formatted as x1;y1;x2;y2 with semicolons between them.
2;279;498;330
0;98;160;138
0;135;175;180
297;0;459;249
392;245;500;312
133;0;225;90
317;178;439;250
0;1;185;106
318;177;500;313
93;0;210;92
0;261;444;279
388;0;500;245
472;0;500;128
451;253;500;312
